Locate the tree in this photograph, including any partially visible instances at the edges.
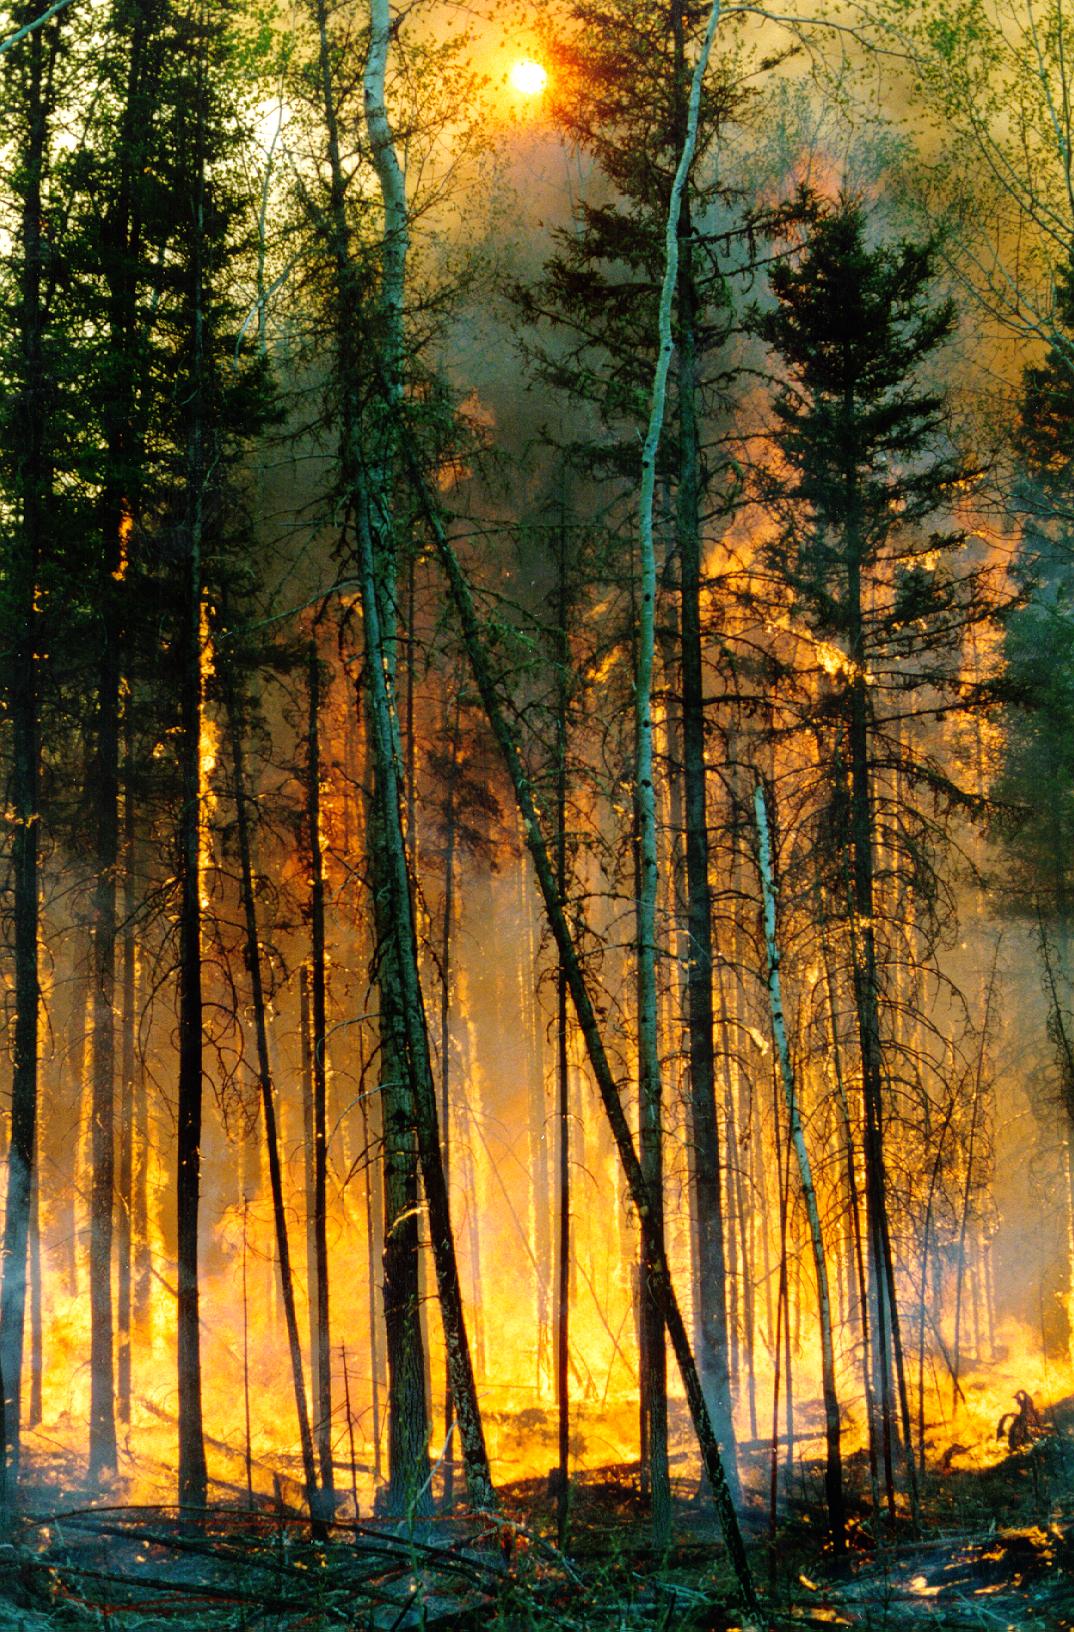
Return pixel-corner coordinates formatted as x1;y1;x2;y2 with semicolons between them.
993;250;1074;1339
0;0;60;1496
751;191;987;1509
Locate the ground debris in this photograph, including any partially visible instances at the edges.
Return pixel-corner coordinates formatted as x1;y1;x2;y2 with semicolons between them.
0;1503;594;1631
816;1522;1074;1630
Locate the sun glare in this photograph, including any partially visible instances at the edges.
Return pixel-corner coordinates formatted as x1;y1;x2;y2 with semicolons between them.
510;58;548;96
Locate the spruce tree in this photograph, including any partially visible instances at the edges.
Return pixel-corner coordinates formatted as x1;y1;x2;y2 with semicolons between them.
752;192;983;1515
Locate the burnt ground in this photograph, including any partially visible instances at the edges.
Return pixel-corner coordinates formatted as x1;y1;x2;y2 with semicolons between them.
1;1420;1074;1629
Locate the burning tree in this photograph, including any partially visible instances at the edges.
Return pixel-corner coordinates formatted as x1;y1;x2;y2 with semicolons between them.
750;190;1001;1510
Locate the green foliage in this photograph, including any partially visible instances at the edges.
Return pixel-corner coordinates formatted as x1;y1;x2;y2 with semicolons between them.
995;251;1074;919
517;0;752;478
751;191;970;667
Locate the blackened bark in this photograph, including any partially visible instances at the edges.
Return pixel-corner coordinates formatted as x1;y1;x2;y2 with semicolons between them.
117;707;137;1426
554;525;571;1548
306;643;334;1503
222;650;320;1519
91;0;160;1477
88;517;120;1485
374;803;431;1516
845;552;916;1514
439;699;460;1507
27;1162;40;1430
0;12;49;1496
176;42;208;1506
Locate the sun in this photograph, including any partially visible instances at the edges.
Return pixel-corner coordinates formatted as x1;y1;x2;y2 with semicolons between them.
510;58;548;96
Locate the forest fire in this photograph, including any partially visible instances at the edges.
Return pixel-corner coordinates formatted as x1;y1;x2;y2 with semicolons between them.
1;0;1074;1627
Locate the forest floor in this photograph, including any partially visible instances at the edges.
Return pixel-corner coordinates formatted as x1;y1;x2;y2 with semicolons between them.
0;1423;1072;1630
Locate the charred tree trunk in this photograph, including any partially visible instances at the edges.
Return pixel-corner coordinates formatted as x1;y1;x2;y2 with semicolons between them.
27;1162;40;1431
116;775;135;1428
87;481;121;1489
438;698;460;1506
553;521;572;1548
95;0;162;1467
176;40;209;1507
355;497;491;1509
306;643;334;1505
0;10;51;1497
223;645;320;1519
845;567;917;1515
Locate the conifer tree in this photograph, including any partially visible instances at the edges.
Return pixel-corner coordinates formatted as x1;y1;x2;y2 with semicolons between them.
752;192;985;1510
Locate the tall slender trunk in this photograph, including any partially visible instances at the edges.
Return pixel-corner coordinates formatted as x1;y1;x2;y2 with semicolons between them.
27;1161;40;1430
844;732;918;1517
103;0;161;1456
634;588;669;1539
306;643;333;1501
670;0;738;1507
951;944;999;1407
1;13;50;1497
817;881;879;1512
844;539;912;1513
176;39;209;1506
357;1034;383;1484
553;523;571;1548
223;646;320;1518
754;784;845;1552
634;105;672;1543
88;488;121;1490
439;697;460;1506
633;0;726;1548
117;745;136;1425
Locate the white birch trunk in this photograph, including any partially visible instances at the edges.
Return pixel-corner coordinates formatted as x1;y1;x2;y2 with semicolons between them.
754;783;845;1550
635;0;723;1539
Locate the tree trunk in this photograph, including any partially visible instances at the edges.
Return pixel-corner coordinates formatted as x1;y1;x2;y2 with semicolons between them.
553;523;571;1548
817;882;879;1513
88;500;121;1487
222;645;320;1519
354;490;493;1508
0;12;50;1498
306;642;334;1503
104;0;162;1456
176;40;209;1506
27;1161;41;1431
844;541;907;1513
438;697;460;1506
117;707;137;1426
670;0;738;1508
754;784;845;1552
